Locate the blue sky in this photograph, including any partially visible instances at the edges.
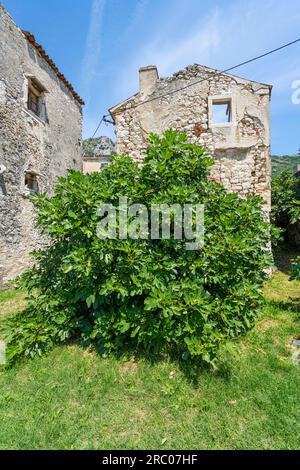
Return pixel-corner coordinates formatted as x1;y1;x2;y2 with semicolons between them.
3;0;300;154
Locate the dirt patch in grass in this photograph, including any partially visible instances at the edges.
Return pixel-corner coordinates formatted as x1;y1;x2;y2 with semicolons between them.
0;290;27;317
257;319;278;332
120;359;139;376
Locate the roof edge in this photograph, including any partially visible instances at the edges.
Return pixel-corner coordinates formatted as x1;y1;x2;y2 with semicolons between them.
109;63;273;118
22;30;85;106
109;92;139;122
188;63;273;89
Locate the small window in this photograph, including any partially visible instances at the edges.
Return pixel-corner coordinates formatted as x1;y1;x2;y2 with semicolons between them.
27;78;44;118
25;172;39;193
212;99;232;124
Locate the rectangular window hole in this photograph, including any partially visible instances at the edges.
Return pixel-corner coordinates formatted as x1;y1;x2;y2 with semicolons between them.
212;100;232;124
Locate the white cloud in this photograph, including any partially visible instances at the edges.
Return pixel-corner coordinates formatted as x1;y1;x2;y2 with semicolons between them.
116;8;221;99
114;0;300;102
80;0;106;107
141;9;221;75
120;0;149;42
82;0;300;151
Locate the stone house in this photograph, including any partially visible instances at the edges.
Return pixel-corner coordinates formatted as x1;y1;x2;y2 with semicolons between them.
109;64;272;210
0;5;84;282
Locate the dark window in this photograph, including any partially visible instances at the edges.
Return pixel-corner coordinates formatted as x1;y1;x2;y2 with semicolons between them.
28;90;39;115
27;79;44;117
25;172;39;193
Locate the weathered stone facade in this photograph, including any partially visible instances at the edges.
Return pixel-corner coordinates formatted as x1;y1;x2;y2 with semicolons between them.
110;64;272;209
0;5;83;282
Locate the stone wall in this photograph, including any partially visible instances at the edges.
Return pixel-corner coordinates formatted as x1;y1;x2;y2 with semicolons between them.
110;64;272;211
0;5;83;282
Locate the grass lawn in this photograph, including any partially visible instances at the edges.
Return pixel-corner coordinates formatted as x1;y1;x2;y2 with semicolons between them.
0;256;299;450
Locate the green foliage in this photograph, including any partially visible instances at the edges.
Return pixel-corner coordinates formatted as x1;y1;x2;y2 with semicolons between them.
271;170;300;244
290;257;300;280
271;155;300;177
1;266;300;450
4;131;271;365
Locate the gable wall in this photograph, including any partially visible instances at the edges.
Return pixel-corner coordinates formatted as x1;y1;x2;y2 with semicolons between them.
113;65;271;212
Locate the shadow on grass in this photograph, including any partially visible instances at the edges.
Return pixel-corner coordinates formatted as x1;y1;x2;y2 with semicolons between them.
1;299;234;386
266;298;300;314
273;244;299;275
90;342;233;387
9;245;300;385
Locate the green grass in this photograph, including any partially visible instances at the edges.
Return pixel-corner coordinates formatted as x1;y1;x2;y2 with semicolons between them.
0;288;26;317
0;260;300;450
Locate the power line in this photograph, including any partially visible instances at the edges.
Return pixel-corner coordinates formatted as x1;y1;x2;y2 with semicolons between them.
90;115;107;139
88;36;300;136
110;37;300;116
82;115;108;158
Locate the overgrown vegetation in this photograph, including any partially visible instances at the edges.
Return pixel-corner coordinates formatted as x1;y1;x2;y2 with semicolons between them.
271;169;300;246
0;138;299;450
271;156;300;277
271;154;300;177
0;262;299;450
3;131;271;365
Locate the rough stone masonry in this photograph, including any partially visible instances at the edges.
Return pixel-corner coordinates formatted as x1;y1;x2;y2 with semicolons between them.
0;4;84;282
109;64;272;212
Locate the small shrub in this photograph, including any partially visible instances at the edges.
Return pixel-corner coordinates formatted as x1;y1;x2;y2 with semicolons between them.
3;131;271;365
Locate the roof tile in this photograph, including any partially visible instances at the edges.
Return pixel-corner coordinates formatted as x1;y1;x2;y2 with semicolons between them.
22;30;85;106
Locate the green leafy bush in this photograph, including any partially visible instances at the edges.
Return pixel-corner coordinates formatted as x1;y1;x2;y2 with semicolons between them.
271;170;300;246
4;131;271;365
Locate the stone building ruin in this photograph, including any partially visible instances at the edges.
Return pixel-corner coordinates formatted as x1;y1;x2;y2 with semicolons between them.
109;64;272;211
0;5;84;282
0;1;274;283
